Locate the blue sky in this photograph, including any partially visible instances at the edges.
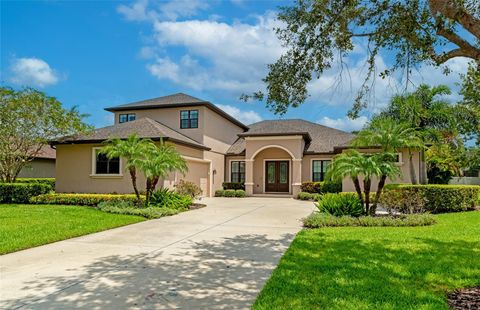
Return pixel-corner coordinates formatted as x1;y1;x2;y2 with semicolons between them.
0;0;469;131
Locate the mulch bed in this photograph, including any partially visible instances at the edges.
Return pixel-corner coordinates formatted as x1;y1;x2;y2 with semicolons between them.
447;286;480;309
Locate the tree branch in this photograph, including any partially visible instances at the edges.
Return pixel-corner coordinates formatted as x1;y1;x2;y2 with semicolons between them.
429;0;480;40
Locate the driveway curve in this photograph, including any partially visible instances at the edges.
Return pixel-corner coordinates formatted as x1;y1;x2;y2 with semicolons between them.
0;197;314;309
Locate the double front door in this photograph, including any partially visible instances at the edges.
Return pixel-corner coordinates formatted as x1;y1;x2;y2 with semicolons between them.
265;161;289;192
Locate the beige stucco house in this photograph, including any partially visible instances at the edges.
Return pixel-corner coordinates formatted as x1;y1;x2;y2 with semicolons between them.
51;93;424;197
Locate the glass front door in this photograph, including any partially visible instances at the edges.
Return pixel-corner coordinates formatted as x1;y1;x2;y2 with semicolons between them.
265;161;289;192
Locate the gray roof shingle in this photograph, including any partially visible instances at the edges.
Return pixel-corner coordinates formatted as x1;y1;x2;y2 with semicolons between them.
104;93;248;130
227;119;354;155
52;117;209;150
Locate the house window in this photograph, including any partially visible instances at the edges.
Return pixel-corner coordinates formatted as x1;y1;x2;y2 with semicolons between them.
312;160;331;182
119;113;136;123
231;161;245;183
180;110;198;129
94;150;120;174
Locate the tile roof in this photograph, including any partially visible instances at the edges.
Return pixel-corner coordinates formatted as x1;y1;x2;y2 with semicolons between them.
51;117;209;150
227;119;354;155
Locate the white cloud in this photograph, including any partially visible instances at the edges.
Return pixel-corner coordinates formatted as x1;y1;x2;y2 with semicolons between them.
216;104;262;125
318;115;368;132
118;0;147;21
10;57;59;87
117;0;208;22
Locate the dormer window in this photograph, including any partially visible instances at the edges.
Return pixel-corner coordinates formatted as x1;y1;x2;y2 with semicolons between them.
119;113;136;123
180;110;198;129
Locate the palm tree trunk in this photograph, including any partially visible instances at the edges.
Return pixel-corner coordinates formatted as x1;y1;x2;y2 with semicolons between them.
408;150;417;184
363;178;372;215
129;167;140;200
420;149;428;184
145;178;152;205
351;177;364;208
372;175;387;215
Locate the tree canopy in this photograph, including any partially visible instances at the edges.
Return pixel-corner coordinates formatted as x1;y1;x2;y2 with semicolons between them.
249;0;479;117
0;87;91;182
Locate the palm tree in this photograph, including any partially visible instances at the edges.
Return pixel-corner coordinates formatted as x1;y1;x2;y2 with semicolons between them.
327;151;401;215
139;140;188;204
351;118;423;184
326;151;365;207
371;153;401;214
101;135;152;200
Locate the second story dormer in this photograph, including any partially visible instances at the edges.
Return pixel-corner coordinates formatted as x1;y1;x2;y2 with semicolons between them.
105;93;248;153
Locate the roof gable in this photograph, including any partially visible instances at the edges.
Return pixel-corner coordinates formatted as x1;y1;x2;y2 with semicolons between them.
227;119;354;154
104;93;248;130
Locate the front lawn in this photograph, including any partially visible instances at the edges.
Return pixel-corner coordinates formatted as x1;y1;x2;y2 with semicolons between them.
0;204;145;254
254;211;480;309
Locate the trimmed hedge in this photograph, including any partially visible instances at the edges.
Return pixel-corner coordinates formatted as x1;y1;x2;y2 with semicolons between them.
214;189;246;197
381;184;480;214
0;183;52;203
300;181;341;194
30;193;143;206
297;192;321;201
303;212;436;228
15;178;55;190
222;182;245;190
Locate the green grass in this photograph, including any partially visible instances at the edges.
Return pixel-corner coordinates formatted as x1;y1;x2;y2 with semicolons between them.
0;204;145;254
254;211;480;310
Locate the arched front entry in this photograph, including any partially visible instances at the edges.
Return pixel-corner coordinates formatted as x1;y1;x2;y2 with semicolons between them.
252;147;292;194
244;141;303;196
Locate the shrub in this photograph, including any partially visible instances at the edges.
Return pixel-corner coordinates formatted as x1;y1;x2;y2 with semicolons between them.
297;192;321;201
0;183;51;203
381;184;480;214
175;180;202;199
322;180;342;193
30;193;142;206
301;182;322;193
215;190;225;197
149;188;192;209
303;212;436;228
316;193;364;217
223;189;236;197
234;189;246;197
300;181;342;194
98;200;183;219
222;182;245;190
15;178;55;190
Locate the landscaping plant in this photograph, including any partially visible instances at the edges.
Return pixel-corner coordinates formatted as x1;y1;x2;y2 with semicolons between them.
101;134;153;200
316;193;363;217
175;180;202;199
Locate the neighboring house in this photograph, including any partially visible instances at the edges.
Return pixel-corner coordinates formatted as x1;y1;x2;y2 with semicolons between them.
51;93;424;196
18;145;56;178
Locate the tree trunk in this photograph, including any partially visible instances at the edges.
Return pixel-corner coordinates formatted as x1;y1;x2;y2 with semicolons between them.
372;175;387;215
409;149;417;184
145;178;152;205
363;178;371;215
128;167;140;200
352;177;364;209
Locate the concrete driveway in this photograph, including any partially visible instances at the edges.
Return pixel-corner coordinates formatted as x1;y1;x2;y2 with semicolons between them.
0;197;314;309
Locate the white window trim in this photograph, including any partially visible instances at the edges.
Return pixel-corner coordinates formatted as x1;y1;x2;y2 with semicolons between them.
310;158;332;182
396;152;404;166
90;147;123;177
228;159;246;183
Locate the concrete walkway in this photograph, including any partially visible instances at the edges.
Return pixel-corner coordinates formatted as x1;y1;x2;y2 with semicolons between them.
0;197;314;309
